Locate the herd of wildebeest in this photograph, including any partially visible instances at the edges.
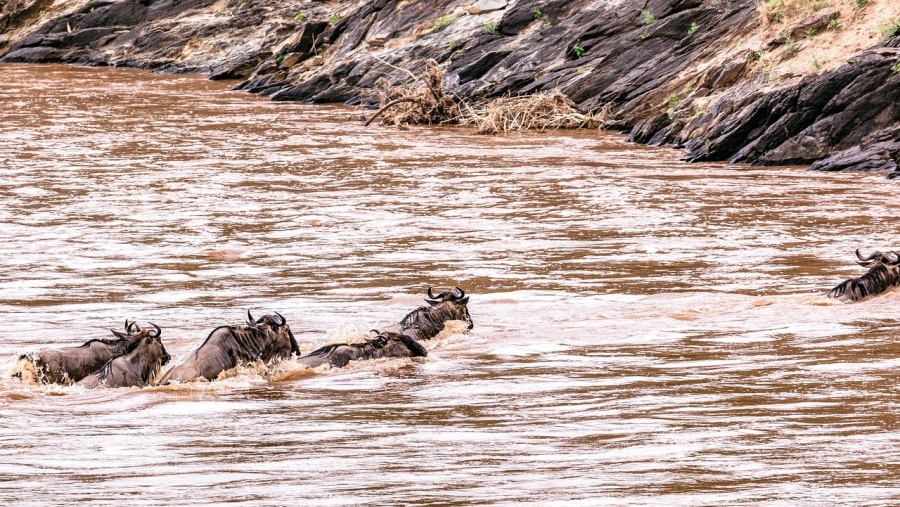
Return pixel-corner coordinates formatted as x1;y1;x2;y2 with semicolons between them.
9;248;900;389
12;287;472;389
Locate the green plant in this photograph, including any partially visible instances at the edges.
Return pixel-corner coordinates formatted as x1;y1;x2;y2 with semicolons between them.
812;54;821;69
294;12;308;21
329;14;341;25
784;35;799;57
892;61;900;73
576;66;586;74
483;22;497;34
533;8;543;19
640;28;651;39
878;18;900;39
433;15;453;30
688;22;700;35
640;9;657;25
805;28;818;37
849;57;861;65
542;21;551;29
855;0;868;8
826;19;841;30
276;54;285;65
667;93;681;109
573;43;586;58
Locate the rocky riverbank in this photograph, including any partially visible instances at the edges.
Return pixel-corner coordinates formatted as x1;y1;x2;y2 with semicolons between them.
2;0;898;176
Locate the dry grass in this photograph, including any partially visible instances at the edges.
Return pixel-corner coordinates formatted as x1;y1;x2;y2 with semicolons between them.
461;91;608;134
365;59;608;134
366;59;460;127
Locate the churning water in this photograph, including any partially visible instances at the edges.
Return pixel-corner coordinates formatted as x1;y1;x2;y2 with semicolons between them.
1;63;899;506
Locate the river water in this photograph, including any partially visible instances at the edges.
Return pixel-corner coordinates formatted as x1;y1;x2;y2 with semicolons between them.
1;63;899;505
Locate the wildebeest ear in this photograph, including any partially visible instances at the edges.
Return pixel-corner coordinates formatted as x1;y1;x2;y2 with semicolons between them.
458;297;469;305
273;312;285;326
110;330;128;339
426;300;440;307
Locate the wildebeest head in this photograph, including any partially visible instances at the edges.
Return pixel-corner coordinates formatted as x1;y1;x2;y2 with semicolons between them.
827;249;900;302
399;287;473;341
78;323;171;388
247;310;301;356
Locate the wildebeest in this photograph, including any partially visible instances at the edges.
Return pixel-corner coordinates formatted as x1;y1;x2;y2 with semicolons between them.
395;287;473;341
157;311;299;384
78;323;171;389
295;330;427;369
16;320;147;384
827;249;900;302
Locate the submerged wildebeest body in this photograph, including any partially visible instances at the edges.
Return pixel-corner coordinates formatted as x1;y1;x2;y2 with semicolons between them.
296;331;427;369
17;320;146;384
827;249;900;302
79;323;171;389
393;287;473;341
158;311;299;384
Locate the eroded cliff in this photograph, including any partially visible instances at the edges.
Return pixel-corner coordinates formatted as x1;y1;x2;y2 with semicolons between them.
1;0;898;176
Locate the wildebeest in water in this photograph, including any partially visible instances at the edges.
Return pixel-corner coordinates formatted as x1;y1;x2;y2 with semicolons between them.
395;287;473;341
826;249;900;302
158;311;299;384
78;323;171;389
295;330;427;369
16;320;146;384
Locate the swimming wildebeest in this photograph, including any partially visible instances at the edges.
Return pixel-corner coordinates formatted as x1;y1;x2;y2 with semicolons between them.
827;249;900;302
78;323;171;388
295;330;427;369
157;311;299;384
16;320;147;384
395;287;473;341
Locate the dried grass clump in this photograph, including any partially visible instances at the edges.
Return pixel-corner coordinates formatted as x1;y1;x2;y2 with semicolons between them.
365;59;460;127
462;91;607;134
365;59;609;134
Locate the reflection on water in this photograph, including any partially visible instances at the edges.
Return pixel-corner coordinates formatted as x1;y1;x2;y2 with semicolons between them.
1;63;900;505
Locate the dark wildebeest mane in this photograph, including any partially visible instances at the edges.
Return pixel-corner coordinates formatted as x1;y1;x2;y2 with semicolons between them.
399;286;473;341
295;330;427;369
157;311;298;384
15;320;147;384
827;249;900;302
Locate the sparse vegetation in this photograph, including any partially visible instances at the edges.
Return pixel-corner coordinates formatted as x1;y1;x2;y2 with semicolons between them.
812;54;821;69
784;35;799;57
276;54;285;65
640;9;657;25
483;22;497;34
667;93;681;110
533;9;543;19
855;0;868;8
329;14;341;25
892;61;900;73
293;12;307;21
573;44;586;58
757;0;835;25
826;19;841;30
433;15;453;30
878;18;900;39
688;22;700;36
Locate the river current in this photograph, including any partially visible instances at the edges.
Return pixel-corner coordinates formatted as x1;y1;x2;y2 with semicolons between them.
1;63;899;505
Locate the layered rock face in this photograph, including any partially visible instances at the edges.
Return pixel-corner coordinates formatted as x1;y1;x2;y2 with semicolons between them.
1;0;898;176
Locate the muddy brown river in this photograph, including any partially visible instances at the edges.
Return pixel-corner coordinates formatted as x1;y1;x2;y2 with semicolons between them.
2;63;900;505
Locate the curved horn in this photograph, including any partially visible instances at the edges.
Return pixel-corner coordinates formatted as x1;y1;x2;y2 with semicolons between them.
453;286;466;299
856;249;880;262
247;310;255;324
273;312;285;326
427;287;439;299
148;322;161;338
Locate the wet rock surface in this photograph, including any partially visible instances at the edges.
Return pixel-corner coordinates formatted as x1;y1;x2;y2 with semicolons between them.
1;0;898;176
